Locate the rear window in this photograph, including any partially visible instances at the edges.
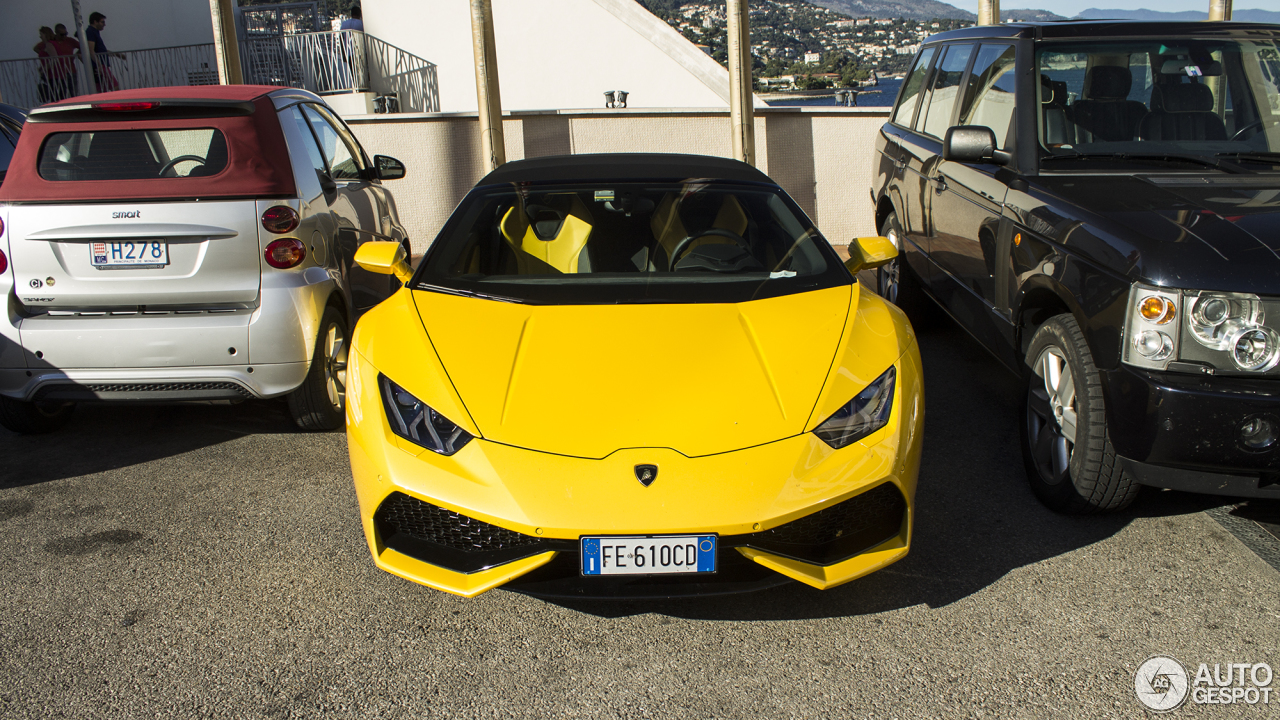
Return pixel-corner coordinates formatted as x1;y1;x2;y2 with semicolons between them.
37;128;228;181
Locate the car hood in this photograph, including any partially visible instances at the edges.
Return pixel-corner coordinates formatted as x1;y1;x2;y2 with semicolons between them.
411;285;853;459
1035;174;1280;291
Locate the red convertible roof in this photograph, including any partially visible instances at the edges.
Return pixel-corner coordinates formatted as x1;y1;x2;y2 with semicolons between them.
0;85;297;202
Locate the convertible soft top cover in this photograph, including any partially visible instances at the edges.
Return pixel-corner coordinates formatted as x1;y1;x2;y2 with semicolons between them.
0;85;296;202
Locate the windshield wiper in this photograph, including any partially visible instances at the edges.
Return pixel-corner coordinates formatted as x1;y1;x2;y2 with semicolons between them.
1216;151;1280;166
1041;152;1241;172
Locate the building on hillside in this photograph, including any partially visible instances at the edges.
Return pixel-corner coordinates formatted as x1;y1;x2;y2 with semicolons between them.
803;52;822;64
363;0;762;111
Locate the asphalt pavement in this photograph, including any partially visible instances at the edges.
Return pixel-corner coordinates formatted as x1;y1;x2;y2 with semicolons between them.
1;319;1277;719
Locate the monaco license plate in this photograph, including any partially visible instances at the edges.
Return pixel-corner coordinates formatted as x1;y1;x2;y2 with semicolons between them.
580;535;716;576
91;241;169;269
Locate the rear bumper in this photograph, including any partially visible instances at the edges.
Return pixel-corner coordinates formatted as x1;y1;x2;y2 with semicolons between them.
0;362;308;401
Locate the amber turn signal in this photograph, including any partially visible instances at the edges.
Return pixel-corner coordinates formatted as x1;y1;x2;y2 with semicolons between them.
1139;296;1176;325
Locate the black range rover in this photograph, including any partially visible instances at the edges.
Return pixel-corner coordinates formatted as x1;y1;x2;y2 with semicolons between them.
871;20;1280;512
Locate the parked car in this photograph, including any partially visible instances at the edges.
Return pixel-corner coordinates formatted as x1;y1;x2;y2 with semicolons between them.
345;154;924;598
0;85;409;433
871;20;1280;512
0;103;27;183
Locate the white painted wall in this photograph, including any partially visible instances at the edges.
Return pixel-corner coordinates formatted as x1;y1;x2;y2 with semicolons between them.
0;0;214;61
363;0;743;112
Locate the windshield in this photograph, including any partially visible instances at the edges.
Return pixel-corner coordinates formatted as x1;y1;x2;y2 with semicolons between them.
415;181;851;304
1037;38;1280;165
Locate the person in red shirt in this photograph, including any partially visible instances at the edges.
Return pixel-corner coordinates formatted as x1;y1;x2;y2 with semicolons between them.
33;27;70;103
49;24;82;100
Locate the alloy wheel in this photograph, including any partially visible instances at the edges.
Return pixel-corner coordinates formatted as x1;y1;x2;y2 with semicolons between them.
880;229;901;305
324;323;349;411
1027;346;1078;486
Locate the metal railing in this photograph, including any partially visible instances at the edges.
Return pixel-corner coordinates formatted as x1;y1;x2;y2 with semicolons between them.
0;44;219;110
0;32;437;114
241;31;439;112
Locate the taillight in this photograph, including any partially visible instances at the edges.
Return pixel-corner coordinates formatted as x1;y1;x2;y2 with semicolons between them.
261;206;299;234
93;101;158;112
264;238;306;269
0;249;7;275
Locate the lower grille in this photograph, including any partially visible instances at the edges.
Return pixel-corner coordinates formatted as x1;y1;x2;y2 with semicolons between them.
373;492;571;574
35;381;254;401
725;482;907;566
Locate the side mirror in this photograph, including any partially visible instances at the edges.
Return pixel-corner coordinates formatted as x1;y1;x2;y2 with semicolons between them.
943;126;1012;166
844;235;897;275
374;155;406;181
354;240;412;283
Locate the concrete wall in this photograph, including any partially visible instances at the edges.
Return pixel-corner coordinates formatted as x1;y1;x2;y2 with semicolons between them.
362;0;736;112
346;107;891;256
0;0;214;61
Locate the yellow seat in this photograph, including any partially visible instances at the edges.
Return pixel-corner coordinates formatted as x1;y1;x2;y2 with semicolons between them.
499;193;594;274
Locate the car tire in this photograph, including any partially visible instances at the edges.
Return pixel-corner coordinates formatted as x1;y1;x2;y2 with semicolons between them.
877;212;935;325
0;396;75;434
288;307;349;431
1020;314;1139;514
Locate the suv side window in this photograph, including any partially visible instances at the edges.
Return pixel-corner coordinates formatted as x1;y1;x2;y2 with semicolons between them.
958;44;1018;149
918;43;975;139
892;46;938;128
301;104;364;180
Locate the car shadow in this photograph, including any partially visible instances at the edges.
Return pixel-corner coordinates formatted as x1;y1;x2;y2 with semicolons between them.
0;398;305;488
540;319;1233;620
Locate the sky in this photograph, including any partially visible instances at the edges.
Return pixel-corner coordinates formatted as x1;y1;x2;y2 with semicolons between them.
948;0;1275;15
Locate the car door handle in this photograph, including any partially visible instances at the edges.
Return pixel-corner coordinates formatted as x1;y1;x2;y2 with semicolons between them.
934;178;948;193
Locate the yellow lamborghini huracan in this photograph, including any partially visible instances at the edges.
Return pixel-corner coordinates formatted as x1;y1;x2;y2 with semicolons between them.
346;154;924;598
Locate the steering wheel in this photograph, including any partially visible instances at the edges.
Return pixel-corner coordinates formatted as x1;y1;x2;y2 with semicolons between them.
1229;119;1265;142
667;228;753;270
159;154;207;177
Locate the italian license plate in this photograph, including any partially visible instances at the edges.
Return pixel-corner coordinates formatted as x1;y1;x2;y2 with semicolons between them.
91;241;169;269
580;535;716;576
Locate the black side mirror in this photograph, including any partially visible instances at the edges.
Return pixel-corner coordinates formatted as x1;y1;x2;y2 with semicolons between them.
943;126;1012;166
374;155;406;181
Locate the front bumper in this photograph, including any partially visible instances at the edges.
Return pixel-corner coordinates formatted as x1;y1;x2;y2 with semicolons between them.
1106;366;1280;498
347;347;924;598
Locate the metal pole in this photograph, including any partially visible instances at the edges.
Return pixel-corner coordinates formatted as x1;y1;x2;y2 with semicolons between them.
209;0;244;84
1208;0;1232;21
726;0;755;166
470;0;506;171
70;0;95;95
979;0;1001;26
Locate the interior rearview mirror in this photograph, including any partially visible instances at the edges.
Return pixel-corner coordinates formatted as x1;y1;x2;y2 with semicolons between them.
943;126;1012;166
354;241;412;283
374;155;406;181
844;235;898;275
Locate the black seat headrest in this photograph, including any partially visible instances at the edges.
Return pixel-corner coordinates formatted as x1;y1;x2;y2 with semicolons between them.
1153;83;1215;113
1087;66;1132;100
187;131;228;177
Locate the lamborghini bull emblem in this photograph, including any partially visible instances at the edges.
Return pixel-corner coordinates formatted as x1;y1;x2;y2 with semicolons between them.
634;464;658;487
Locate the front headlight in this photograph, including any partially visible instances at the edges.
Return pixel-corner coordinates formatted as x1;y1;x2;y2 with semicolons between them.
813;366;896;449
379;375;474;455
1123;285;1280;375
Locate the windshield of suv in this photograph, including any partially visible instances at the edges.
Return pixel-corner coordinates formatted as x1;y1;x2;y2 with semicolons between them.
415;181;850;304
1037;38;1280;165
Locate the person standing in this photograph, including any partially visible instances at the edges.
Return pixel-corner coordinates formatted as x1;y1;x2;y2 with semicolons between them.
339;6;363;31
33;27;61;103
85;12;126;92
50;25;82;99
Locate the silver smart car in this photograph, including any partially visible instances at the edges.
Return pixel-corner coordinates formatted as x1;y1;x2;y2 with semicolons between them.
0;85;408;433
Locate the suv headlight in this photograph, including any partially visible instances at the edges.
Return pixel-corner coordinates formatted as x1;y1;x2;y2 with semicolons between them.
379;375;474;455
1123;285;1280;374
813;366;896;449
